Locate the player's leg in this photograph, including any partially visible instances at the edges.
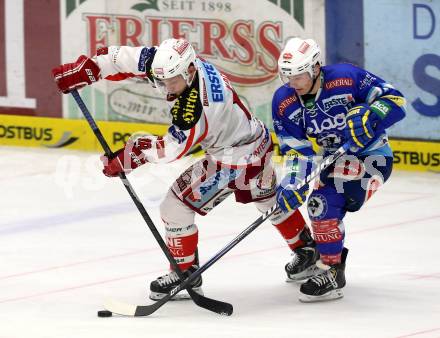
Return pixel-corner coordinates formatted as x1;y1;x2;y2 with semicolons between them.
299;185;348;302
149;190;203;300
255;195;321;281
299;155;393;302
150;158;235;300
237;157;320;281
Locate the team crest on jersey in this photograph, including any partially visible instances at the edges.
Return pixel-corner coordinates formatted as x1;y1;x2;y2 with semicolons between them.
307;194;328;220
317;131;343;149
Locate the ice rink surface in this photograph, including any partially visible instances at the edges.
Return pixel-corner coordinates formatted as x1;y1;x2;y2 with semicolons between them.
1;146;439;338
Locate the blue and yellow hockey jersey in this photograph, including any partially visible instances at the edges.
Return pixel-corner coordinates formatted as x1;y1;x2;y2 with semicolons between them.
272;63;406;159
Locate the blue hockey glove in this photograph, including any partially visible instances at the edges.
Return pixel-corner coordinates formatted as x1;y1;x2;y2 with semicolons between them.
276;175;309;213
276;155;312;213
345;103;379;149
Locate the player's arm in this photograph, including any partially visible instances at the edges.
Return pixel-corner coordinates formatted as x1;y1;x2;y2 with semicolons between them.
272;94;314;212
345;67;406;149
51;46;156;93
271;94;314;157
357;69;406;130
95;46;156;82
101;101;207;177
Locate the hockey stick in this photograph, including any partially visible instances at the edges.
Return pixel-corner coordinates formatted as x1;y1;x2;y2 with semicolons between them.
104;142;352;316
70;89;233;316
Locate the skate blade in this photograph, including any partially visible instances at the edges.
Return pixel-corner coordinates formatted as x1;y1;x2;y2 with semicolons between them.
286;266;322;283
298;288;344;303
149;287;204;301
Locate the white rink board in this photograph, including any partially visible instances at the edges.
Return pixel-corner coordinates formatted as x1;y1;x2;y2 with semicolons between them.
0;146;440;338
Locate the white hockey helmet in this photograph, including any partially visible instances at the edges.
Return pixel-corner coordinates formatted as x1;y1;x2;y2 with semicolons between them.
151;38;196;85
278;37;322;82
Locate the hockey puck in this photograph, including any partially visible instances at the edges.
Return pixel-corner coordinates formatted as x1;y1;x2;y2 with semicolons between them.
97;310;113;317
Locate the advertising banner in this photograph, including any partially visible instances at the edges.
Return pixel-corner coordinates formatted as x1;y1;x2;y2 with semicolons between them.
364;0;440;140
2;114;438;171
61;0;325;128
0;0;61;117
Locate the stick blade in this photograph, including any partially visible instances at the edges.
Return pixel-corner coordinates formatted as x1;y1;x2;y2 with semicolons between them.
103;299;138;316
189;289;233;316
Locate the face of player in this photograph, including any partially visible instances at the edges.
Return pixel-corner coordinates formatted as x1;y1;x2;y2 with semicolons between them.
286;64;321;96
161;75;188;96
287;72;313;96
159;65;197;96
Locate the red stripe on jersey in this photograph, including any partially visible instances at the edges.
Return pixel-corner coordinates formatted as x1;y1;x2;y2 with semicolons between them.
104;72;136;81
156;136;165;158
194;114;209;145
232;90;252;120
176;126;196;160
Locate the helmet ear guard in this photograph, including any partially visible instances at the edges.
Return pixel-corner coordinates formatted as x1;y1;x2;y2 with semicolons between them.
278;38;322;83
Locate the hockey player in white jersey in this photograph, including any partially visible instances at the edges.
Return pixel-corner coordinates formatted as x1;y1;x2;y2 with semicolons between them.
52;38;316;300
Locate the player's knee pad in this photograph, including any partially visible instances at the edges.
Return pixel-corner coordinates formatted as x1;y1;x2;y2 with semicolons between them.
171;158;237;215
235;159;277;203
307;186;346;221
311;219;345;265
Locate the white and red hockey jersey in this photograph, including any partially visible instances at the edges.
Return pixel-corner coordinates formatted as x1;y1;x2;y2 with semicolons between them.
94;46;271;167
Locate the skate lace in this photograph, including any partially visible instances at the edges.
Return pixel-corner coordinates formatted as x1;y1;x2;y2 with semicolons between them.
310;270;336;287
157;271;180;287
287;253;301;269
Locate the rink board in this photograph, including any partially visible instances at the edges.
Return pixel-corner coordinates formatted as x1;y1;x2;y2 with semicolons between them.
1;114;439;172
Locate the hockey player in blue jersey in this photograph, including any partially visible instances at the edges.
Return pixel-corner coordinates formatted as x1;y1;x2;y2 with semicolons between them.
272;37;406;302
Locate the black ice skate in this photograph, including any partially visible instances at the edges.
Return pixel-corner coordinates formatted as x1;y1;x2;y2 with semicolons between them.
298;247;348;303
149;265;203;301
285;229;321;282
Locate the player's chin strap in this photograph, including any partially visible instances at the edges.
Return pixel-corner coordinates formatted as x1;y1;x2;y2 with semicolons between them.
103;142;354;317
70;89;233;317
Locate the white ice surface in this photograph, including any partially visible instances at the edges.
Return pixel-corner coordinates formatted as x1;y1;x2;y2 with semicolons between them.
1;146;439;338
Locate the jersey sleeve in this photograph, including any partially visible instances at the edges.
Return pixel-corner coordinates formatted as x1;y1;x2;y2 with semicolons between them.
133;113;208;164
94;46;155;82
354;67;406;130
271;91;315;157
